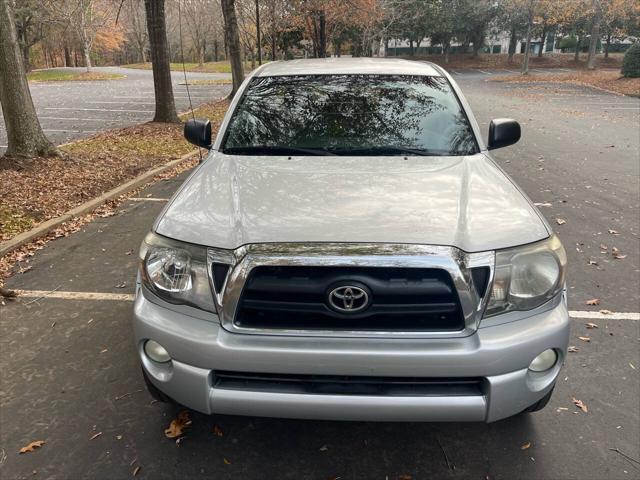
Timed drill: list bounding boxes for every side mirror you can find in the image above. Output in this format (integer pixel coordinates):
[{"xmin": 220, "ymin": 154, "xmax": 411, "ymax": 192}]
[
  {"xmin": 184, "ymin": 119, "xmax": 212, "ymax": 149},
  {"xmin": 488, "ymin": 119, "xmax": 520, "ymax": 150}
]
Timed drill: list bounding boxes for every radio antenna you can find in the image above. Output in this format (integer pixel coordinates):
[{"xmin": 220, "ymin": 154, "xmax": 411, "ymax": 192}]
[{"xmin": 177, "ymin": 0, "xmax": 202, "ymax": 162}]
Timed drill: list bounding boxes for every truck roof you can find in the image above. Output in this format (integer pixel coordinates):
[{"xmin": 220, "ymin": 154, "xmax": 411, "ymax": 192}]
[{"xmin": 254, "ymin": 57, "xmax": 443, "ymax": 77}]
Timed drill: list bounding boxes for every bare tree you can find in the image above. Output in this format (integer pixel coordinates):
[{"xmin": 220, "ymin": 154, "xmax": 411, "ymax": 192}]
[
  {"xmin": 221, "ymin": 0, "xmax": 244, "ymax": 96},
  {"xmin": 145, "ymin": 0, "xmax": 179, "ymax": 122},
  {"xmin": 124, "ymin": 0, "xmax": 148, "ymax": 62},
  {"xmin": 0, "ymin": 0, "xmax": 56, "ymax": 157},
  {"xmin": 521, "ymin": 0, "xmax": 537, "ymax": 75},
  {"xmin": 586, "ymin": 0, "xmax": 602, "ymax": 70},
  {"xmin": 181, "ymin": 0, "xmax": 215, "ymax": 67}
]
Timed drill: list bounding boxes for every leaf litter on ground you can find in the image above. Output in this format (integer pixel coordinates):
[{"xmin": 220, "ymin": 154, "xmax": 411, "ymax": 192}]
[
  {"xmin": 19, "ymin": 440, "xmax": 45, "ymax": 454},
  {"xmin": 164, "ymin": 411, "xmax": 192, "ymax": 439}
]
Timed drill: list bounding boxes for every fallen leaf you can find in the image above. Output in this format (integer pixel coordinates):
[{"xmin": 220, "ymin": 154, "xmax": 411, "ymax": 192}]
[
  {"xmin": 599, "ymin": 243, "xmax": 608, "ymax": 251},
  {"xmin": 90, "ymin": 432, "xmax": 102, "ymax": 440},
  {"xmin": 568, "ymin": 346, "xmax": 579, "ymax": 353},
  {"xmin": 319, "ymin": 445, "xmax": 329, "ymax": 451},
  {"xmin": 521, "ymin": 442, "xmax": 532, "ymax": 450},
  {"xmin": 19, "ymin": 441, "xmax": 45, "ymax": 454},
  {"xmin": 555, "ymin": 218, "xmax": 566, "ymax": 225},
  {"xmin": 534, "ymin": 202, "xmax": 552, "ymax": 207},
  {"xmin": 612, "ymin": 248, "xmax": 627, "ymax": 259},
  {"xmin": 212, "ymin": 425, "xmax": 223, "ymax": 437},
  {"xmin": 572, "ymin": 397, "xmax": 588, "ymax": 413},
  {"xmin": 115, "ymin": 282, "xmax": 127, "ymax": 288},
  {"xmin": 585, "ymin": 298, "xmax": 600, "ymax": 306},
  {"xmin": 223, "ymin": 458, "xmax": 232, "ymax": 465},
  {"xmin": 599, "ymin": 309, "xmax": 613, "ymax": 315},
  {"xmin": 585, "ymin": 322, "xmax": 598, "ymax": 329},
  {"xmin": 630, "ymin": 363, "xmax": 636, "ymax": 370},
  {"xmin": 125, "ymin": 250, "xmax": 134, "ymax": 256},
  {"xmin": 164, "ymin": 411, "xmax": 191, "ymax": 439},
  {"xmin": 100, "ymin": 348, "xmax": 108, "ymax": 354},
  {"xmin": 608, "ymin": 229, "xmax": 619, "ymax": 235},
  {"xmin": 587, "ymin": 260, "xmax": 598, "ymax": 266},
  {"xmin": 578, "ymin": 336, "xmax": 591, "ymax": 342},
  {"xmin": 399, "ymin": 476, "xmax": 413, "ymax": 480},
  {"xmin": 132, "ymin": 466, "xmax": 141, "ymax": 477},
  {"xmin": 116, "ymin": 435, "xmax": 123, "ymax": 440}
]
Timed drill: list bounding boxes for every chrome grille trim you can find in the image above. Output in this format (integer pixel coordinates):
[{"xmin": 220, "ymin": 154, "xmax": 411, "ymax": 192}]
[{"xmin": 208, "ymin": 243, "xmax": 494, "ymax": 338}]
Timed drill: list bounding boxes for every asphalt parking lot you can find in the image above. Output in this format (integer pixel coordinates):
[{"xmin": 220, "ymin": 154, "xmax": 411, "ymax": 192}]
[
  {"xmin": 0, "ymin": 67, "xmax": 231, "ymax": 154},
  {"xmin": 1, "ymin": 72, "xmax": 639, "ymax": 479}
]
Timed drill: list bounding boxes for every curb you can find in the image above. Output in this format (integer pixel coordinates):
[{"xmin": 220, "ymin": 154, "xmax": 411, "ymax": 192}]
[{"xmin": 0, "ymin": 149, "xmax": 199, "ymax": 258}]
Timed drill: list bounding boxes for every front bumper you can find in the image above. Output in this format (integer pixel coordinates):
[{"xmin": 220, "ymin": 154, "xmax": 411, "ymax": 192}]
[{"xmin": 133, "ymin": 290, "xmax": 570, "ymax": 422}]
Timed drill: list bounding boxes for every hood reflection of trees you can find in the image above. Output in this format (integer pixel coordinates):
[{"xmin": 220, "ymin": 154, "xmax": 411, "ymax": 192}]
[{"xmin": 224, "ymin": 75, "xmax": 477, "ymax": 155}]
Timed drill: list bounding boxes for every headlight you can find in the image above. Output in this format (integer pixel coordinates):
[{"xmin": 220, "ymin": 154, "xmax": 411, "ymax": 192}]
[
  {"xmin": 139, "ymin": 232, "xmax": 219, "ymax": 312},
  {"xmin": 484, "ymin": 235, "xmax": 566, "ymax": 317}
]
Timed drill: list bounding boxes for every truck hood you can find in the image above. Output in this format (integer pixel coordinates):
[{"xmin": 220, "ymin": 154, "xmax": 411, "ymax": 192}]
[{"xmin": 155, "ymin": 153, "xmax": 549, "ymax": 252}]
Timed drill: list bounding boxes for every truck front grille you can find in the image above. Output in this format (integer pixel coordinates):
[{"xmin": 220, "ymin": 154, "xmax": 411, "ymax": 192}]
[
  {"xmin": 233, "ymin": 266, "xmax": 465, "ymax": 332},
  {"xmin": 213, "ymin": 371, "xmax": 484, "ymax": 396}
]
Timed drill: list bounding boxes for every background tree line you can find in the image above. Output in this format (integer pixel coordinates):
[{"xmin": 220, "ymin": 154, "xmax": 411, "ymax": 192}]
[{"xmin": 10, "ymin": 0, "xmax": 640, "ymax": 74}]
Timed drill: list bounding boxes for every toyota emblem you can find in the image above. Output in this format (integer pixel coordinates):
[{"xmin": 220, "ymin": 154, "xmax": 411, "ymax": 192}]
[{"xmin": 328, "ymin": 285, "xmax": 370, "ymax": 313}]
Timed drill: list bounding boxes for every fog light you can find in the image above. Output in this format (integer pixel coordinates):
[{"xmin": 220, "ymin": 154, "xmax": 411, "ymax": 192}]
[
  {"xmin": 529, "ymin": 349, "xmax": 557, "ymax": 372},
  {"xmin": 144, "ymin": 340, "xmax": 171, "ymax": 363}
]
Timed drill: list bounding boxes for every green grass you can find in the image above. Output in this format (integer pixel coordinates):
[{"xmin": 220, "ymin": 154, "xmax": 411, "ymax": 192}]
[
  {"xmin": 122, "ymin": 61, "xmax": 254, "ymax": 74},
  {"xmin": 0, "ymin": 203, "xmax": 36, "ymax": 241},
  {"xmin": 181, "ymin": 79, "xmax": 232, "ymax": 86},
  {"xmin": 27, "ymin": 70, "xmax": 125, "ymax": 82}
]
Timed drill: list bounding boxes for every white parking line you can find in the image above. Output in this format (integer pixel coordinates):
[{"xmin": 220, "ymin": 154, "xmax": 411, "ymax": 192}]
[
  {"xmin": 10, "ymin": 289, "xmax": 640, "ymax": 320},
  {"xmin": 477, "ymin": 70, "xmax": 492, "ymax": 75},
  {"xmin": 45, "ymin": 107, "xmax": 154, "ymax": 113},
  {"xmin": 86, "ymin": 101, "xmax": 156, "ymax": 105},
  {"xmin": 569, "ymin": 311, "xmax": 640, "ymax": 321},
  {"xmin": 39, "ymin": 116, "xmax": 121, "ymax": 122},
  {"xmin": 129, "ymin": 197, "xmax": 169, "ymax": 202},
  {"xmin": 43, "ymin": 129, "xmax": 98, "ymax": 133},
  {"xmin": 15, "ymin": 290, "xmax": 135, "ymax": 301}
]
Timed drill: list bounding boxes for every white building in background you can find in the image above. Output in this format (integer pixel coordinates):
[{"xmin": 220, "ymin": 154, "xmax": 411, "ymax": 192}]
[{"xmin": 380, "ymin": 33, "xmax": 560, "ymax": 57}]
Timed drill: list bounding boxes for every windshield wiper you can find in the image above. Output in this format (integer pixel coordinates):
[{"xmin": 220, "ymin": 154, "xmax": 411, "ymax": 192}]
[
  {"xmin": 332, "ymin": 146, "xmax": 448, "ymax": 157},
  {"xmin": 223, "ymin": 145, "xmax": 336, "ymax": 156}
]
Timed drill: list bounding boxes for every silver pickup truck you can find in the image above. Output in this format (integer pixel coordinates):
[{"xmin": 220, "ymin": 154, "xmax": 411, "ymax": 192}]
[{"xmin": 133, "ymin": 58, "xmax": 569, "ymax": 423}]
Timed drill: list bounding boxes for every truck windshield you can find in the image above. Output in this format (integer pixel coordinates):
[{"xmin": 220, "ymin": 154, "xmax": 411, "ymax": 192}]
[{"xmin": 221, "ymin": 74, "xmax": 479, "ymax": 156}]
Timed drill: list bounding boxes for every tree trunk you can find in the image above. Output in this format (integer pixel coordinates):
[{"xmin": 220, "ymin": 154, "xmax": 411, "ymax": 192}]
[
  {"xmin": 318, "ymin": 11, "xmax": 326, "ymax": 58},
  {"xmin": 198, "ymin": 45, "xmax": 205, "ymax": 67},
  {"xmin": 0, "ymin": 0, "xmax": 56, "ymax": 158},
  {"xmin": 472, "ymin": 41, "xmax": 481, "ymax": 57},
  {"xmin": 604, "ymin": 33, "xmax": 611, "ymax": 59},
  {"xmin": 521, "ymin": 14, "xmax": 533, "ymax": 74},
  {"xmin": 409, "ymin": 39, "xmax": 413, "ymax": 56},
  {"xmin": 444, "ymin": 41, "xmax": 450, "ymax": 64},
  {"xmin": 64, "ymin": 46, "xmax": 72, "ymax": 67},
  {"xmin": 214, "ymin": 39, "xmax": 219, "ymax": 62},
  {"xmin": 144, "ymin": 0, "xmax": 179, "ymax": 123},
  {"xmin": 221, "ymin": 0, "xmax": 245, "ymax": 96},
  {"xmin": 271, "ymin": 0, "xmax": 277, "ymax": 60},
  {"xmin": 255, "ymin": 0, "xmax": 261, "ymax": 65},
  {"xmin": 538, "ymin": 26, "xmax": 547, "ymax": 57},
  {"xmin": 78, "ymin": 5, "xmax": 92, "ymax": 72},
  {"xmin": 574, "ymin": 35, "xmax": 581, "ymax": 61},
  {"xmin": 586, "ymin": 13, "xmax": 600, "ymax": 69},
  {"xmin": 508, "ymin": 27, "xmax": 517, "ymax": 63}
]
